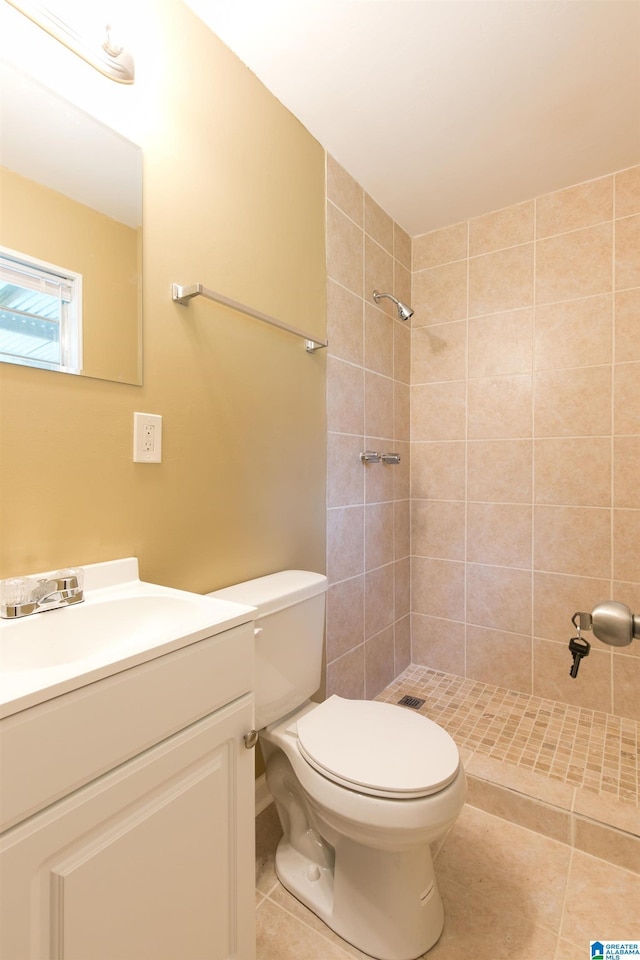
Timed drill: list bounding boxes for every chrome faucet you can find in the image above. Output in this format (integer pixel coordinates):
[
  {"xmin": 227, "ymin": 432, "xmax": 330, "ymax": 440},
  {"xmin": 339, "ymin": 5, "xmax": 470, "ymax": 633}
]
[{"xmin": 0, "ymin": 569, "xmax": 84, "ymax": 619}]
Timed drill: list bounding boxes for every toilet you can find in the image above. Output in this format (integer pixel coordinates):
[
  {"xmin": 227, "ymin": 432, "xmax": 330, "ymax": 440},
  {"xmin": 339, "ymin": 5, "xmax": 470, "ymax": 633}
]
[{"xmin": 210, "ymin": 570, "xmax": 465, "ymax": 960}]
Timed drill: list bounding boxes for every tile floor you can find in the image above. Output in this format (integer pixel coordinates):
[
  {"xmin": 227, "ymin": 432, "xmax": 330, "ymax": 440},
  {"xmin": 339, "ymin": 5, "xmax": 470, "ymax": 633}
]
[
  {"xmin": 255, "ymin": 801, "xmax": 640, "ymax": 960},
  {"xmin": 255, "ymin": 666, "xmax": 640, "ymax": 959}
]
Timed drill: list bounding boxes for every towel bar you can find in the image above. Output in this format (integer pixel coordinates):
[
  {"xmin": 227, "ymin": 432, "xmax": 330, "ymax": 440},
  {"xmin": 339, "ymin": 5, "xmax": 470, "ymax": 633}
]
[{"xmin": 172, "ymin": 283, "xmax": 327, "ymax": 353}]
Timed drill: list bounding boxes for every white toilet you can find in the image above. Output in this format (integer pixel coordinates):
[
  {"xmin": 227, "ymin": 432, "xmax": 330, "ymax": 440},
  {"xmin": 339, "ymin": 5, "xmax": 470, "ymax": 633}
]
[{"xmin": 210, "ymin": 570, "xmax": 465, "ymax": 960}]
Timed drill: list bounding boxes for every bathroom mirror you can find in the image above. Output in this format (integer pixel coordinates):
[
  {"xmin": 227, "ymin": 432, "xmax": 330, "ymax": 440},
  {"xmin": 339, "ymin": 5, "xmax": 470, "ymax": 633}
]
[{"xmin": 0, "ymin": 62, "xmax": 142, "ymax": 384}]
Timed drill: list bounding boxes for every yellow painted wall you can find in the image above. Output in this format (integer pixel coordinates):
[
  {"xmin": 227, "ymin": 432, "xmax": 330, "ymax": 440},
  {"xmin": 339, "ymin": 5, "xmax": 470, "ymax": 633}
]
[
  {"xmin": 0, "ymin": 0, "xmax": 327, "ymax": 591},
  {"xmin": 0, "ymin": 167, "xmax": 140, "ymax": 383}
]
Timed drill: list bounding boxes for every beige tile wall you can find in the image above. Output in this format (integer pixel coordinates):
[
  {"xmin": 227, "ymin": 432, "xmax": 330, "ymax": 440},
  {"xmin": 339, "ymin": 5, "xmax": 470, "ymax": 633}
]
[
  {"xmin": 325, "ymin": 156, "xmax": 412, "ymax": 699},
  {"xmin": 411, "ymin": 164, "xmax": 640, "ymax": 720}
]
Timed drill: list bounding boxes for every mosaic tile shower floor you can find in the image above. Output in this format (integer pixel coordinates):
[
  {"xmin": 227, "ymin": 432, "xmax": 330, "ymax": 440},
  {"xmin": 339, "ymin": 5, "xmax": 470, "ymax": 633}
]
[{"xmin": 375, "ymin": 665, "xmax": 639, "ymax": 807}]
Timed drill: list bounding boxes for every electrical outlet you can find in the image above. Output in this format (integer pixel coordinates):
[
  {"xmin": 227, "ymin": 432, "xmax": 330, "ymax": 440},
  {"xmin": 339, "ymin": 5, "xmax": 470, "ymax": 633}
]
[
  {"xmin": 133, "ymin": 412, "xmax": 162, "ymax": 463},
  {"xmin": 143, "ymin": 424, "xmax": 154, "ymax": 452}
]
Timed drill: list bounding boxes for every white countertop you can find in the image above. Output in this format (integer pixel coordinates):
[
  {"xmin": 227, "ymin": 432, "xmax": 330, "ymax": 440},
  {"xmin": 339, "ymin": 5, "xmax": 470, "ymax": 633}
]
[{"xmin": 0, "ymin": 558, "xmax": 255, "ymax": 718}]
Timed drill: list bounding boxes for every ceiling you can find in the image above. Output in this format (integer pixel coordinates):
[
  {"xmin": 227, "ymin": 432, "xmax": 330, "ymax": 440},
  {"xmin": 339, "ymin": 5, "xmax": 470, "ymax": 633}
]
[{"xmin": 183, "ymin": 0, "xmax": 640, "ymax": 237}]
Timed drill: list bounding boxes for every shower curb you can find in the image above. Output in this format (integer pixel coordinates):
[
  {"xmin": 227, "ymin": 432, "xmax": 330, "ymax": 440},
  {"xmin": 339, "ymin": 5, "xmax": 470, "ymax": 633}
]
[{"xmin": 465, "ymin": 770, "xmax": 639, "ymax": 875}]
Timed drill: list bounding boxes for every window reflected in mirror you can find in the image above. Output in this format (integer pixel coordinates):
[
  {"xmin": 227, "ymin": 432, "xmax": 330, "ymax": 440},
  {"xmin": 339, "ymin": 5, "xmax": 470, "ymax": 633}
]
[{"xmin": 0, "ymin": 249, "xmax": 82, "ymax": 373}]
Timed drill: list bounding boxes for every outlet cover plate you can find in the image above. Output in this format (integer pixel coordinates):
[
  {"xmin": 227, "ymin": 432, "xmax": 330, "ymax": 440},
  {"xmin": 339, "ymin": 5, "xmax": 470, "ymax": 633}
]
[{"xmin": 133, "ymin": 412, "xmax": 162, "ymax": 463}]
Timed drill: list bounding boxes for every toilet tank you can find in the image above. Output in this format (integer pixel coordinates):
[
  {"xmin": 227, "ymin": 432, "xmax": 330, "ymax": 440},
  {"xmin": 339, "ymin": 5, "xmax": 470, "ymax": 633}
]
[{"xmin": 209, "ymin": 571, "xmax": 327, "ymax": 729}]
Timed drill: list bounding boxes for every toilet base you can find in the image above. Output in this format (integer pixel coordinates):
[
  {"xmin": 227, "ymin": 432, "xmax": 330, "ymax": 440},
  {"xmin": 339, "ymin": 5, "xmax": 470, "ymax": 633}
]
[
  {"xmin": 274, "ymin": 833, "xmax": 444, "ymax": 960},
  {"xmin": 266, "ymin": 747, "xmax": 447, "ymax": 960}
]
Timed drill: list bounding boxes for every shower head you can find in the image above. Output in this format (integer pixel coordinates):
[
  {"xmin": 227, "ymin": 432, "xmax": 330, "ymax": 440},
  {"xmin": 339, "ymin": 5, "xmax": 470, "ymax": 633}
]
[{"xmin": 372, "ymin": 290, "xmax": 414, "ymax": 321}]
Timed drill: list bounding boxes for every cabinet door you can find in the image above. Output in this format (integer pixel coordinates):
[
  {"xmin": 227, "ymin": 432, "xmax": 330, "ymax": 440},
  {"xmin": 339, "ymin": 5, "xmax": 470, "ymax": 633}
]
[{"xmin": 1, "ymin": 695, "xmax": 255, "ymax": 960}]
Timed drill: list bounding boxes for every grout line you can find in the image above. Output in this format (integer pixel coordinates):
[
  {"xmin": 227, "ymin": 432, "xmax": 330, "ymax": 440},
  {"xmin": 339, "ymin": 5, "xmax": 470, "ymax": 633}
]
[
  {"xmin": 557, "ymin": 843, "xmax": 575, "ymax": 944},
  {"xmin": 532, "ymin": 195, "xmax": 538, "ymax": 695},
  {"xmin": 263, "ymin": 889, "xmax": 355, "ymax": 957},
  {"xmin": 610, "ymin": 189, "xmax": 617, "ymax": 717},
  {"xmin": 464, "ymin": 219, "xmax": 470, "ymax": 680},
  {"xmin": 262, "ymin": 877, "xmax": 281, "ymax": 898}
]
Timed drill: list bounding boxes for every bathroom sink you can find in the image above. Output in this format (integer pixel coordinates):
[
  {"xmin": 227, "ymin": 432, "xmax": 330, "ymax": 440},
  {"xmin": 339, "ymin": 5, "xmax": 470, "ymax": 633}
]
[
  {"xmin": 1, "ymin": 594, "xmax": 225, "ymax": 671},
  {"xmin": 0, "ymin": 557, "xmax": 255, "ymax": 717}
]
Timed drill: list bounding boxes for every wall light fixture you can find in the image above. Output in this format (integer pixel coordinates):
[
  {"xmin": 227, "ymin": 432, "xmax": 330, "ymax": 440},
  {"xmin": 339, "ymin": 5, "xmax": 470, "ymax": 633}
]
[{"xmin": 4, "ymin": 0, "xmax": 134, "ymax": 83}]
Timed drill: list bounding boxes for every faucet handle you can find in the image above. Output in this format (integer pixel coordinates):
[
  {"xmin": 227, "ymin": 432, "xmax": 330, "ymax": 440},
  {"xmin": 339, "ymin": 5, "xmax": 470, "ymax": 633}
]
[
  {"xmin": 0, "ymin": 577, "xmax": 33, "ymax": 606},
  {"xmin": 0, "ymin": 577, "xmax": 37, "ymax": 618},
  {"xmin": 53, "ymin": 567, "xmax": 84, "ymax": 604},
  {"xmin": 54, "ymin": 567, "xmax": 84, "ymax": 592}
]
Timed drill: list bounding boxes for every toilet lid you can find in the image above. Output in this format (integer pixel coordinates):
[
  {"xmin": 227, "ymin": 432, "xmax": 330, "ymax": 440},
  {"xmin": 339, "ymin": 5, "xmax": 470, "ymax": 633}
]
[{"xmin": 296, "ymin": 696, "xmax": 460, "ymax": 799}]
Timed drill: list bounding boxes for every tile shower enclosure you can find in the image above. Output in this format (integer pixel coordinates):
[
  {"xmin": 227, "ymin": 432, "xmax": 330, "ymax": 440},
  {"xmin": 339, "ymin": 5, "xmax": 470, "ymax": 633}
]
[{"xmin": 325, "ymin": 158, "xmax": 640, "ymax": 723}]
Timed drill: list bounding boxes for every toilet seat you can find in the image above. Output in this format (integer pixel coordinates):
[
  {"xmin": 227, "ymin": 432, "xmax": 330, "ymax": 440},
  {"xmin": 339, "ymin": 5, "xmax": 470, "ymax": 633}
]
[{"xmin": 295, "ymin": 695, "xmax": 460, "ymax": 799}]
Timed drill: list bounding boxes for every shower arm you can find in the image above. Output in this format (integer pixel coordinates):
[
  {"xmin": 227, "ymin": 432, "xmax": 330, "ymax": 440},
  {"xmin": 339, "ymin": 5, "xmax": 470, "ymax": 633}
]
[{"xmin": 372, "ymin": 290, "xmax": 401, "ymax": 307}]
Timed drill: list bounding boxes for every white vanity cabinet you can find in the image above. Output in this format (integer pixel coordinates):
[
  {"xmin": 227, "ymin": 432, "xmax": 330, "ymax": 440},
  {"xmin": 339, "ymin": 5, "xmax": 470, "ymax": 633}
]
[{"xmin": 0, "ymin": 622, "xmax": 256, "ymax": 960}]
